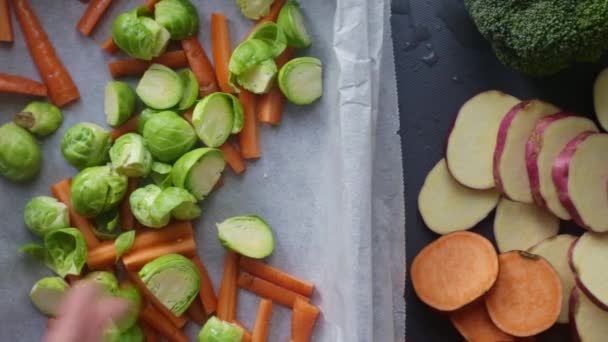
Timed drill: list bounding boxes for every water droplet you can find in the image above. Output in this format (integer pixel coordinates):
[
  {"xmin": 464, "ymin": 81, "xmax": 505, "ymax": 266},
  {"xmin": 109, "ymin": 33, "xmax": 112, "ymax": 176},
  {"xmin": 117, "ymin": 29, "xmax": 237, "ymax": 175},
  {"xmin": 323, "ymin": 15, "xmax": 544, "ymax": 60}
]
[
  {"xmin": 421, "ymin": 51, "xmax": 438, "ymax": 67},
  {"xmin": 451, "ymin": 74, "xmax": 463, "ymax": 83}
]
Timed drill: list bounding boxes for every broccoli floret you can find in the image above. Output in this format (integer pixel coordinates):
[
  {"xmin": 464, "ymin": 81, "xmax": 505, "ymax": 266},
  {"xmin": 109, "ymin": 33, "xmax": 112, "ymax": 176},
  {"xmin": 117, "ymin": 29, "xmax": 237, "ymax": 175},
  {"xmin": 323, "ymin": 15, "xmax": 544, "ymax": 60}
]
[{"xmin": 465, "ymin": 0, "xmax": 608, "ymax": 77}]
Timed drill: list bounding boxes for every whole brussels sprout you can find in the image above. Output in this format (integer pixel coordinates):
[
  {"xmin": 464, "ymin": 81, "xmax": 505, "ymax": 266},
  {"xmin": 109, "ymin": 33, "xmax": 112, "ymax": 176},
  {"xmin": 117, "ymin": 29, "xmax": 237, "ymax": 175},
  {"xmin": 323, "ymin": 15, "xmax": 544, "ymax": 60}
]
[
  {"xmin": 154, "ymin": 0, "xmax": 199, "ymax": 40},
  {"xmin": 112, "ymin": 7, "xmax": 170, "ymax": 60},
  {"xmin": 110, "ymin": 133, "xmax": 153, "ymax": 177},
  {"xmin": 61, "ymin": 123, "xmax": 112, "ymax": 170},
  {"xmin": 236, "ymin": 0, "xmax": 274, "ymax": 20},
  {"xmin": 198, "ymin": 316, "xmax": 243, "ymax": 342},
  {"xmin": 71, "ymin": 165, "xmax": 128, "ymax": 218},
  {"xmin": 137, "ymin": 108, "xmax": 161, "ymax": 134},
  {"xmin": 14, "ymin": 101, "xmax": 63, "ymax": 136},
  {"xmin": 23, "ymin": 196, "xmax": 70, "ymax": 237},
  {"xmin": 0, "ymin": 122, "xmax": 42, "ymax": 182},
  {"xmin": 29, "ymin": 277, "xmax": 69, "ymax": 317},
  {"xmin": 86, "ymin": 271, "xmax": 119, "ymax": 294},
  {"xmin": 142, "ymin": 111, "xmax": 196, "ymax": 163}
]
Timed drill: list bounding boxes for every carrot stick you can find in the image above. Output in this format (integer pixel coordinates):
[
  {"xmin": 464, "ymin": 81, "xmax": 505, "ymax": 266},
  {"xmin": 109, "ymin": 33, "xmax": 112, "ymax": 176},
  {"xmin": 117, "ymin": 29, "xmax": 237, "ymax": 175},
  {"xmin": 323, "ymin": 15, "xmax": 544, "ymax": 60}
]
[
  {"xmin": 182, "ymin": 108, "xmax": 194, "ymax": 125},
  {"xmin": 100, "ymin": 0, "xmax": 159, "ymax": 54},
  {"xmin": 238, "ymin": 90, "xmax": 260, "ymax": 159},
  {"xmin": 12, "ymin": 0, "xmax": 80, "ymax": 107},
  {"xmin": 252, "ymin": 299, "xmax": 273, "ymax": 342},
  {"xmin": 140, "ymin": 321, "xmax": 160, "ymax": 342},
  {"xmin": 219, "ymin": 142, "xmax": 246, "ymax": 174},
  {"xmin": 139, "ymin": 305, "xmax": 188, "ymax": 342},
  {"xmin": 186, "ymin": 299, "xmax": 207, "ymax": 326},
  {"xmin": 0, "ymin": 0, "xmax": 13, "ymax": 42},
  {"xmin": 122, "ymin": 235, "xmax": 197, "ymax": 270},
  {"xmin": 143, "ymin": 0, "xmax": 160, "ymax": 8},
  {"xmin": 111, "ymin": 115, "xmax": 139, "ymax": 141},
  {"xmin": 108, "ymin": 50, "xmax": 189, "ymax": 78},
  {"xmin": 191, "ymin": 256, "xmax": 218, "ymax": 315},
  {"xmin": 239, "ymin": 257, "xmax": 314, "ymax": 297},
  {"xmin": 233, "ymin": 320, "xmax": 252, "ymax": 342},
  {"xmin": 238, "ymin": 273, "xmax": 308, "ymax": 308},
  {"xmin": 181, "ymin": 36, "xmax": 218, "ymax": 97},
  {"xmin": 0, "ymin": 73, "xmax": 47, "ymax": 96},
  {"xmin": 257, "ymin": 48, "xmax": 295, "ymax": 125},
  {"xmin": 211, "ymin": 13, "xmax": 233, "ymax": 93},
  {"xmin": 291, "ymin": 297, "xmax": 320, "ymax": 342},
  {"xmin": 217, "ymin": 252, "xmax": 240, "ymax": 321},
  {"xmin": 76, "ymin": 0, "xmax": 113, "ymax": 36},
  {"xmin": 51, "ymin": 179, "xmax": 100, "ymax": 249},
  {"xmin": 119, "ymin": 178, "xmax": 138, "ymax": 231},
  {"xmin": 449, "ymin": 301, "xmax": 514, "ymax": 342}
]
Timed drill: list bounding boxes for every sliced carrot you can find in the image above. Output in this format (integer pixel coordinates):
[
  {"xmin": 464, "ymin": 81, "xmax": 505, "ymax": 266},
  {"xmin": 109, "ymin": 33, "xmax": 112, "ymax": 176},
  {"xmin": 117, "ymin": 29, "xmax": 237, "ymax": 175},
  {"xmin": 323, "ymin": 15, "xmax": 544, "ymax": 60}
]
[
  {"xmin": 108, "ymin": 50, "xmax": 189, "ymax": 78},
  {"xmin": 191, "ymin": 256, "xmax": 218, "ymax": 315},
  {"xmin": 485, "ymin": 251, "xmax": 562, "ymax": 337},
  {"xmin": 51, "ymin": 179, "xmax": 100, "ymax": 249},
  {"xmin": 257, "ymin": 48, "xmax": 294, "ymax": 125},
  {"xmin": 449, "ymin": 301, "xmax": 514, "ymax": 342},
  {"xmin": 291, "ymin": 297, "xmax": 320, "ymax": 342},
  {"xmin": 233, "ymin": 320, "xmax": 253, "ymax": 342},
  {"xmin": 219, "ymin": 141, "xmax": 246, "ymax": 174},
  {"xmin": 76, "ymin": 0, "xmax": 113, "ymax": 36},
  {"xmin": 0, "ymin": 0, "xmax": 13, "ymax": 42},
  {"xmin": 12, "ymin": 0, "xmax": 80, "ymax": 107},
  {"xmin": 217, "ymin": 252, "xmax": 240, "ymax": 321},
  {"xmin": 186, "ymin": 299, "xmax": 207, "ymax": 326},
  {"xmin": 0, "ymin": 73, "xmax": 47, "ymax": 96},
  {"xmin": 111, "ymin": 115, "xmax": 139, "ymax": 141},
  {"xmin": 139, "ymin": 305, "xmax": 188, "ymax": 342},
  {"xmin": 238, "ymin": 272, "xmax": 307, "ymax": 308},
  {"xmin": 183, "ymin": 108, "xmax": 194, "ymax": 125},
  {"xmin": 181, "ymin": 36, "xmax": 218, "ymax": 97},
  {"xmin": 140, "ymin": 321, "xmax": 160, "ymax": 342},
  {"xmin": 238, "ymin": 90, "xmax": 260, "ymax": 159},
  {"xmin": 119, "ymin": 178, "xmax": 138, "ymax": 231},
  {"xmin": 211, "ymin": 13, "xmax": 233, "ymax": 93},
  {"xmin": 143, "ymin": 0, "xmax": 160, "ymax": 8},
  {"xmin": 252, "ymin": 299, "xmax": 273, "ymax": 342},
  {"xmin": 122, "ymin": 235, "xmax": 197, "ymax": 270},
  {"xmin": 100, "ymin": 0, "xmax": 159, "ymax": 54},
  {"xmin": 239, "ymin": 257, "xmax": 314, "ymax": 297}
]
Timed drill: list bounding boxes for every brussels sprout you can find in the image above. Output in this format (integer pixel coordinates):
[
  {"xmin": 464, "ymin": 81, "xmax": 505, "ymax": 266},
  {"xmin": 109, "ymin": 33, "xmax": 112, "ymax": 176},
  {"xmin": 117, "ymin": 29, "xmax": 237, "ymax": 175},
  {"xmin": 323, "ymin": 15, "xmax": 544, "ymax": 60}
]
[
  {"xmin": 277, "ymin": 0, "xmax": 311, "ymax": 48},
  {"xmin": 192, "ymin": 93, "xmax": 244, "ymax": 147},
  {"xmin": 139, "ymin": 254, "xmax": 200, "ymax": 316},
  {"xmin": 104, "ymin": 324, "xmax": 144, "ymax": 342},
  {"xmin": 71, "ymin": 165, "xmax": 128, "ymax": 218},
  {"xmin": 171, "ymin": 148, "xmax": 225, "ymax": 200},
  {"xmin": 137, "ymin": 108, "xmax": 161, "ymax": 134},
  {"xmin": 114, "ymin": 284, "xmax": 142, "ymax": 332},
  {"xmin": 29, "ymin": 277, "xmax": 69, "ymax": 317},
  {"xmin": 130, "ymin": 184, "xmax": 170, "ymax": 228},
  {"xmin": 154, "ymin": 0, "xmax": 198, "ymax": 40},
  {"xmin": 115, "ymin": 230, "xmax": 136, "ymax": 261},
  {"xmin": 61, "ymin": 123, "xmax": 112, "ymax": 170},
  {"xmin": 112, "ymin": 7, "xmax": 170, "ymax": 60},
  {"xmin": 278, "ymin": 57, "xmax": 322, "ymax": 105},
  {"xmin": 0, "ymin": 122, "xmax": 42, "ymax": 182},
  {"xmin": 178, "ymin": 69, "xmax": 199, "ymax": 111},
  {"xmin": 228, "ymin": 39, "xmax": 277, "ymax": 93},
  {"xmin": 86, "ymin": 271, "xmax": 119, "ymax": 294},
  {"xmin": 105, "ymin": 81, "xmax": 137, "ymax": 127},
  {"xmin": 198, "ymin": 316, "xmax": 243, "ymax": 342},
  {"xmin": 14, "ymin": 101, "xmax": 63, "ymax": 136},
  {"xmin": 136, "ymin": 64, "xmax": 184, "ymax": 110},
  {"xmin": 236, "ymin": 0, "xmax": 274, "ymax": 20},
  {"xmin": 217, "ymin": 215, "xmax": 274, "ymax": 258},
  {"xmin": 153, "ymin": 187, "xmax": 201, "ymax": 220},
  {"xmin": 237, "ymin": 59, "xmax": 278, "ymax": 94},
  {"xmin": 248, "ymin": 22, "xmax": 287, "ymax": 58},
  {"xmin": 142, "ymin": 111, "xmax": 196, "ymax": 163},
  {"xmin": 23, "ymin": 196, "xmax": 70, "ymax": 238},
  {"xmin": 110, "ymin": 133, "xmax": 153, "ymax": 177},
  {"xmin": 149, "ymin": 161, "xmax": 173, "ymax": 188},
  {"xmin": 45, "ymin": 228, "xmax": 88, "ymax": 277},
  {"xmin": 93, "ymin": 209, "xmax": 122, "ymax": 240}
]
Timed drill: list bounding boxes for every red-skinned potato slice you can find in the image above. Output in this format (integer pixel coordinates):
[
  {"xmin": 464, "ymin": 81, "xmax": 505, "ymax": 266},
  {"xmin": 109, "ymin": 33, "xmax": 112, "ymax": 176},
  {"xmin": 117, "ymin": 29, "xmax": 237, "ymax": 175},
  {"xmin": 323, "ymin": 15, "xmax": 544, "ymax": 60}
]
[
  {"xmin": 493, "ymin": 198, "xmax": 559, "ymax": 253},
  {"xmin": 569, "ymin": 232, "xmax": 608, "ymax": 311},
  {"xmin": 570, "ymin": 286, "xmax": 608, "ymax": 342},
  {"xmin": 593, "ymin": 68, "xmax": 608, "ymax": 131},
  {"xmin": 446, "ymin": 91, "xmax": 519, "ymax": 190},
  {"xmin": 485, "ymin": 251, "xmax": 562, "ymax": 337},
  {"xmin": 526, "ymin": 114, "xmax": 598, "ymax": 220},
  {"xmin": 411, "ymin": 231, "xmax": 498, "ymax": 311},
  {"xmin": 494, "ymin": 100, "xmax": 560, "ymax": 203},
  {"xmin": 552, "ymin": 133, "xmax": 608, "ymax": 231},
  {"xmin": 418, "ymin": 159, "xmax": 500, "ymax": 234},
  {"xmin": 449, "ymin": 300, "xmax": 514, "ymax": 342},
  {"xmin": 529, "ymin": 235, "xmax": 577, "ymax": 324}
]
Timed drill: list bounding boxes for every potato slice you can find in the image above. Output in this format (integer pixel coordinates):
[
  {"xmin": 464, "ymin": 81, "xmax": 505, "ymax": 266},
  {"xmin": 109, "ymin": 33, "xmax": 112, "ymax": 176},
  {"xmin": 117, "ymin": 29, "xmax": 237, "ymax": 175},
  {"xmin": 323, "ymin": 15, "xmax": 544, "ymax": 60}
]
[
  {"xmin": 569, "ymin": 232, "xmax": 608, "ymax": 311},
  {"xmin": 570, "ymin": 286, "xmax": 608, "ymax": 342}
]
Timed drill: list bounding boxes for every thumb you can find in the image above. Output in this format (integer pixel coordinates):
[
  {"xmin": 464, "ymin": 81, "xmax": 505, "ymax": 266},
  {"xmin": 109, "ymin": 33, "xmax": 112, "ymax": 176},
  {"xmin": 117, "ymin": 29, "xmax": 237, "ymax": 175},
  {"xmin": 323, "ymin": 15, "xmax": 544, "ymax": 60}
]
[{"xmin": 96, "ymin": 297, "xmax": 131, "ymax": 323}]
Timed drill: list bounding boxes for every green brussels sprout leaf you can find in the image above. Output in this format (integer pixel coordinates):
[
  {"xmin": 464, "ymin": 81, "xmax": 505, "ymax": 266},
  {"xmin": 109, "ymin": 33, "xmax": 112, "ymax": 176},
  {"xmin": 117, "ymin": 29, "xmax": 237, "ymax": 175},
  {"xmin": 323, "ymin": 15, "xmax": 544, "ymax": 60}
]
[
  {"xmin": 236, "ymin": 0, "xmax": 274, "ymax": 20},
  {"xmin": 19, "ymin": 243, "xmax": 47, "ymax": 263},
  {"xmin": 93, "ymin": 209, "xmax": 122, "ymax": 240},
  {"xmin": 237, "ymin": 59, "xmax": 277, "ymax": 94},
  {"xmin": 20, "ymin": 229, "xmax": 87, "ymax": 278},
  {"xmin": 71, "ymin": 165, "xmax": 128, "ymax": 218},
  {"xmin": 142, "ymin": 111, "xmax": 196, "ymax": 163},
  {"xmin": 248, "ymin": 22, "xmax": 287, "ymax": 58},
  {"xmin": 29, "ymin": 277, "xmax": 69, "ymax": 317},
  {"xmin": 192, "ymin": 93, "xmax": 244, "ymax": 147},
  {"xmin": 130, "ymin": 184, "xmax": 170, "ymax": 228},
  {"xmin": 86, "ymin": 271, "xmax": 120, "ymax": 294},
  {"xmin": 153, "ymin": 187, "xmax": 201, "ymax": 221},
  {"xmin": 115, "ymin": 230, "xmax": 136, "ymax": 261},
  {"xmin": 149, "ymin": 161, "xmax": 173, "ymax": 188},
  {"xmin": 155, "ymin": 0, "xmax": 199, "ymax": 40},
  {"xmin": 136, "ymin": 64, "xmax": 184, "ymax": 110},
  {"xmin": 171, "ymin": 148, "xmax": 225, "ymax": 200},
  {"xmin": 0, "ymin": 122, "xmax": 42, "ymax": 182},
  {"xmin": 198, "ymin": 316, "xmax": 243, "ymax": 342},
  {"xmin": 61, "ymin": 123, "xmax": 112, "ymax": 170},
  {"xmin": 14, "ymin": 101, "xmax": 63, "ymax": 136},
  {"xmin": 112, "ymin": 8, "xmax": 170, "ymax": 60},
  {"xmin": 217, "ymin": 215, "xmax": 274, "ymax": 258},
  {"xmin": 24, "ymin": 196, "xmax": 70, "ymax": 238},
  {"xmin": 278, "ymin": 57, "xmax": 322, "ymax": 105},
  {"xmin": 229, "ymin": 39, "xmax": 275, "ymax": 76},
  {"xmin": 137, "ymin": 108, "xmax": 161, "ymax": 134},
  {"xmin": 110, "ymin": 133, "xmax": 153, "ymax": 177},
  {"xmin": 178, "ymin": 69, "xmax": 199, "ymax": 111},
  {"xmin": 277, "ymin": 1, "xmax": 311, "ymax": 48},
  {"xmin": 105, "ymin": 81, "xmax": 137, "ymax": 127}
]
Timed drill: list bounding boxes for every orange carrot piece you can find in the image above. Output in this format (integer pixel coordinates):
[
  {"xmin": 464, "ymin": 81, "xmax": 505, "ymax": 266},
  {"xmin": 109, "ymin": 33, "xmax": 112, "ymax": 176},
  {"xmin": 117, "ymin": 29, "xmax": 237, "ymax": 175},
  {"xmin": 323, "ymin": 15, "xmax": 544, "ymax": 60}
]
[
  {"xmin": 143, "ymin": 0, "xmax": 160, "ymax": 8},
  {"xmin": 291, "ymin": 297, "xmax": 320, "ymax": 342},
  {"xmin": 233, "ymin": 320, "xmax": 252, "ymax": 342},
  {"xmin": 191, "ymin": 256, "xmax": 218, "ymax": 315},
  {"xmin": 0, "ymin": 0, "xmax": 13, "ymax": 42},
  {"xmin": 238, "ymin": 90, "xmax": 260, "ymax": 159},
  {"xmin": 219, "ymin": 142, "xmax": 246, "ymax": 175},
  {"xmin": 183, "ymin": 108, "xmax": 194, "ymax": 125},
  {"xmin": 239, "ymin": 257, "xmax": 314, "ymax": 297},
  {"xmin": 181, "ymin": 36, "xmax": 218, "ymax": 97},
  {"xmin": 140, "ymin": 321, "xmax": 160, "ymax": 342},
  {"xmin": 211, "ymin": 13, "xmax": 233, "ymax": 93},
  {"xmin": 257, "ymin": 48, "xmax": 295, "ymax": 125},
  {"xmin": 51, "ymin": 179, "xmax": 100, "ymax": 249},
  {"xmin": 12, "ymin": 0, "xmax": 80, "ymax": 107},
  {"xmin": 111, "ymin": 115, "xmax": 139, "ymax": 141},
  {"xmin": 238, "ymin": 273, "xmax": 308, "ymax": 308},
  {"xmin": 139, "ymin": 305, "xmax": 188, "ymax": 342},
  {"xmin": 119, "ymin": 178, "xmax": 138, "ymax": 230},
  {"xmin": 252, "ymin": 299, "xmax": 273, "ymax": 342},
  {"xmin": 100, "ymin": 0, "xmax": 159, "ymax": 54},
  {"xmin": 122, "ymin": 236, "xmax": 197, "ymax": 271},
  {"xmin": 76, "ymin": 0, "xmax": 113, "ymax": 36},
  {"xmin": 0, "ymin": 73, "xmax": 47, "ymax": 96},
  {"xmin": 449, "ymin": 301, "xmax": 514, "ymax": 342},
  {"xmin": 108, "ymin": 50, "xmax": 189, "ymax": 78},
  {"xmin": 186, "ymin": 299, "xmax": 207, "ymax": 326},
  {"xmin": 217, "ymin": 252, "xmax": 240, "ymax": 321}
]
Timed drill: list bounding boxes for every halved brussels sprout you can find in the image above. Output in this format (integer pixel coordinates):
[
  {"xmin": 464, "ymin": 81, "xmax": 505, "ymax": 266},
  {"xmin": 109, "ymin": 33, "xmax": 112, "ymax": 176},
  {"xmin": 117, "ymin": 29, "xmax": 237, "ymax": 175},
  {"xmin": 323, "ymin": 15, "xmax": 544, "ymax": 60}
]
[
  {"xmin": 110, "ymin": 133, "xmax": 153, "ymax": 177},
  {"xmin": 137, "ymin": 108, "xmax": 161, "ymax": 134},
  {"xmin": 93, "ymin": 209, "xmax": 122, "ymax": 240},
  {"xmin": 105, "ymin": 81, "xmax": 136, "ymax": 127},
  {"xmin": 139, "ymin": 254, "xmax": 200, "ymax": 316},
  {"xmin": 104, "ymin": 324, "xmax": 144, "ymax": 342},
  {"xmin": 154, "ymin": 0, "xmax": 199, "ymax": 40},
  {"xmin": 0, "ymin": 122, "xmax": 42, "ymax": 182},
  {"xmin": 24, "ymin": 196, "xmax": 70, "ymax": 238},
  {"xmin": 236, "ymin": 0, "xmax": 274, "ymax": 20},
  {"xmin": 29, "ymin": 277, "xmax": 69, "ymax": 317},
  {"xmin": 130, "ymin": 184, "xmax": 170, "ymax": 228},
  {"xmin": 112, "ymin": 7, "xmax": 170, "ymax": 60},
  {"xmin": 149, "ymin": 161, "xmax": 173, "ymax": 188},
  {"xmin": 71, "ymin": 165, "xmax": 128, "ymax": 218},
  {"xmin": 248, "ymin": 22, "xmax": 287, "ymax": 58},
  {"xmin": 14, "ymin": 101, "xmax": 63, "ymax": 136},
  {"xmin": 115, "ymin": 230, "xmax": 136, "ymax": 261},
  {"xmin": 142, "ymin": 111, "xmax": 196, "ymax": 163},
  {"xmin": 171, "ymin": 148, "xmax": 225, "ymax": 200},
  {"xmin": 237, "ymin": 59, "xmax": 278, "ymax": 94},
  {"xmin": 278, "ymin": 57, "xmax": 322, "ymax": 105},
  {"xmin": 136, "ymin": 64, "xmax": 184, "ymax": 110},
  {"xmin": 228, "ymin": 39, "xmax": 278, "ymax": 94},
  {"xmin": 61, "ymin": 123, "xmax": 112, "ymax": 170},
  {"xmin": 217, "ymin": 215, "xmax": 274, "ymax": 258},
  {"xmin": 114, "ymin": 284, "xmax": 142, "ymax": 332},
  {"xmin": 86, "ymin": 271, "xmax": 119, "ymax": 294},
  {"xmin": 192, "ymin": 92, "xmax": 244, "ymax": 147},
  {"xmin": 198, "ymin": 316, "xmax": 243, "ymax": 342},
  {"xmin": 153, "ymin": 187, "xmax": 201, "ymax": 220},
  {"xmin": 277, "ymin": 0, "xmax": 312, "ymax": 48},
  {"xmin": 178, "ymin": 69, "xmax": 199, "ymax": 111},
  {"xmin": 25, "ymin": 228, "xmax": 87, "ymax": 277}
]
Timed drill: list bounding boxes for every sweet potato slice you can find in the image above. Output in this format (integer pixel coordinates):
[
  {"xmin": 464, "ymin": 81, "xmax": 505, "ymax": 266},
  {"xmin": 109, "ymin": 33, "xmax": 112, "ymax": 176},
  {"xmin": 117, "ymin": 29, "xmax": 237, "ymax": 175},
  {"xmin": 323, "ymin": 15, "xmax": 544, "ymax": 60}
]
[
  {"xmin": 485, "ymin": 251, "xmax": 562, "ymax": 337},
  {"xmin": 570, "ymin": 286, "xmax": 608, "ymax": 342},
  {"xmin": 418, "ymin": 159, "xmax": 500, "ymax": 234},
  {"xmin": 449, "ymin": 300, "xmax": 514, "ymax": 342},
  {"xmin": 569, "ymin": 232, "xmax": 608, "ymax": 311},
  {"xmin": 411, "ymin": 231, "xmax": 498, "ymax": 311}
]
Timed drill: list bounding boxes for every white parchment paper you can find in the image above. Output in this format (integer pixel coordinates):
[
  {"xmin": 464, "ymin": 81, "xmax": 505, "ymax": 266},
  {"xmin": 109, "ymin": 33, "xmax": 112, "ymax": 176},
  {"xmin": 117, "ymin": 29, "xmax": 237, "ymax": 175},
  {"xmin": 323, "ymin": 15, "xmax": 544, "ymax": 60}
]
[{"xmin": 0, "ymin": 0, "xmax": 405, "ymax": 341}]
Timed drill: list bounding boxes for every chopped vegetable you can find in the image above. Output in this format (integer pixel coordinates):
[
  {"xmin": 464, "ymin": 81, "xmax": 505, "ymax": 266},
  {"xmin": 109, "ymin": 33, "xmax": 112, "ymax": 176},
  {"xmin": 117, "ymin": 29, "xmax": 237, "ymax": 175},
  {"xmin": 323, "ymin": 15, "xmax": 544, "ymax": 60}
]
[
  {"xmin": 239, "ymin": 257, "xmax": 314, "ymax": 297},
  {"xmin": 252, "ymin": 299, "xmax": 272, "ymax": 342},
  {"xmin": 115, "ymin": 231, "xmax": 136, "ymax": 261},
  {"xmin": 219, "ymin": 142, "xmax": 246, "ymax": 175},
  {"xmin": 0, "ymin": 73, "xmax": 47, "ymax": 96},
  {"xmin": 569, "ymin": 232, "xmax": 608, "ymax": 311},
  {"xmin": 142, "ymin": 111, "xmax": 197, "ymax": 162},
  {"xmin": 61, "ymin": 123, "xmax": 112, "ymax": 170},
  {"xmin": 236, "ymin": 0, "xmax": 275, "ymax": 20},
  {"xmin": 192, "ymin": 92, "xmax": 244, "ymax": 147},
  {"xmin": 291, "ymin": 297, "xmax": 320, "ymax": 342},
  {"xmin": 137, "ymin": 108, "xmax": 159, "ymax": 134},
  {"xmin": 112, "ymin": 7, "xmax": 170, "ymax": 60},
  {"xmin": 191, "ymin": 256, "xmax": 218, "ymax": 315},
  {"xmin": 171, "ymin": 148, "xmax": 225, "ymax": 200},
  {"xmin": 570, "ymin": 286, "xmax": 608, "ymax": 342},
  {"xmin": 198, "ymin": 316, "xmax": 243, "ymax": 342},
  {"xmin": 105, "ymin": 324, "xmax": 144, "ymax": 342},
  {"xmin": 108, "ymin": 50, "xmax": 189, "ymax": 79},
  {"xmin": 111, "ymin": 116, "xmax": 141, "ymax": 142},
  {"xmin": 140, "ymin": 323, "xmax": 159, "ymax": 342},
  {"xmin": 139, "ymin": 305, "xmax": 188, "ymax": 342},
  {"xmin": 238, "ymin": 272, "xmax": 306, "ymax": 308},
  {"xmin": 181, "ymin": 36, "xmax": 219, "ymax": 96},
  {"xmin": 449, "ymin": 301, "xmax": 514, "ymax": 342},
  {"xmin": 211, "ymin": 13, "xmax": 234, "ymax": 93},
  {"xmin": 14, "ymin": 101, "xmax": 63, "ymax": 136},
  {"xmin": 101, "ymin": 37, "xmax": 120, "ymax": 54},
  {"xmin": 217, "ymin": 215, "xmax": 274, "ymax": 258},
  {"xmin": 232, "ymin": 320, "xmax": 252, "ymax": 341},
  {"xmin": 178, "ymin": 69, "xmax": 199, "ymax": 110},
  {"xmin": 76, "ymin": 0, "xmax": 114, "ymax": 36},
  {"xmin": 258, "ymin": 48, "xmax": 294, "ymax": 125},
  {"xmin": 136, "ymin": 64, "xmax": 184, "ymax": 109},
  {"xmin": 123, "ymin": 236, "xmax": 197, "ymax": 270},
  {"xmin": 217, "ymin": 252, "xmax": 239, "ymax": 321},
  {"xmin": 154, "ymin": 0, "xmax": 198, "ymax": 40},
  {"xmin": 23, "ymin": 196, "xmax": 70, "ymax": 238},
  {"xmin": 110, "ymin": 133, "xmax": 153, "ymax": 177},
  {"xmin": 29, "ymin": 277, "xmax": 69, "ymax": 317},
  {"xmin": 70, "ymin": 165, "xmax": 128, "ymax": 218},
  {"xmin": 238, "ymin": 90, "xmax": 260, "ymax": 159},
  {"xmin": 0, "ymin": 0, "xmax": 12, "ymax": 42},
  {"xmin": 238, "ymin": 59, "xmax": 278, "ymax": 94},
  {"xmin": 277, "ymin": 1, "xmax": 311, "ymax": 48},
  {"xmin": 153, "ymin": 186, "xmax": 201, "ymax": 220},
  {"xmin": 0, "ymin": 122, "xmax": 42, "ymax": 182},
  {"xmin": 149, "ymin": 161, "xmax": 173, "ymax": 188},
  {"xmin": 105, "ymin": 81, "xmax": 136, "ymax": 127},
  {"xmin": 278, "ymin": 57, "xmax": 322, "ymax": 105},
  {"xmin": 229, "ymin": 39, "xmax": 277, "ymax": 93},
  {"xmin": 92, "ymin": 209, "xmax": 121, "ymax": 240},
  {"xmin": 114, "ymin": 283, "xmax": 142, "ymax": 332},
  {"xmin": 130, "ymin": 184, "xmax": 169, "ymax": 228},
  {"xmin": 186, "ymin": 299, "xmax": 207, "ymax": 325},
  {"xmin": 86, "ymin": 271, "xmax": 119, "ymax": 294},
  {"xmin": 21, "ymin": 228, "xmax": 88, "ymax": 278},
  {"xmin": 248, "ymin": 22, "xmax": 287, "ymax": 58}
]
